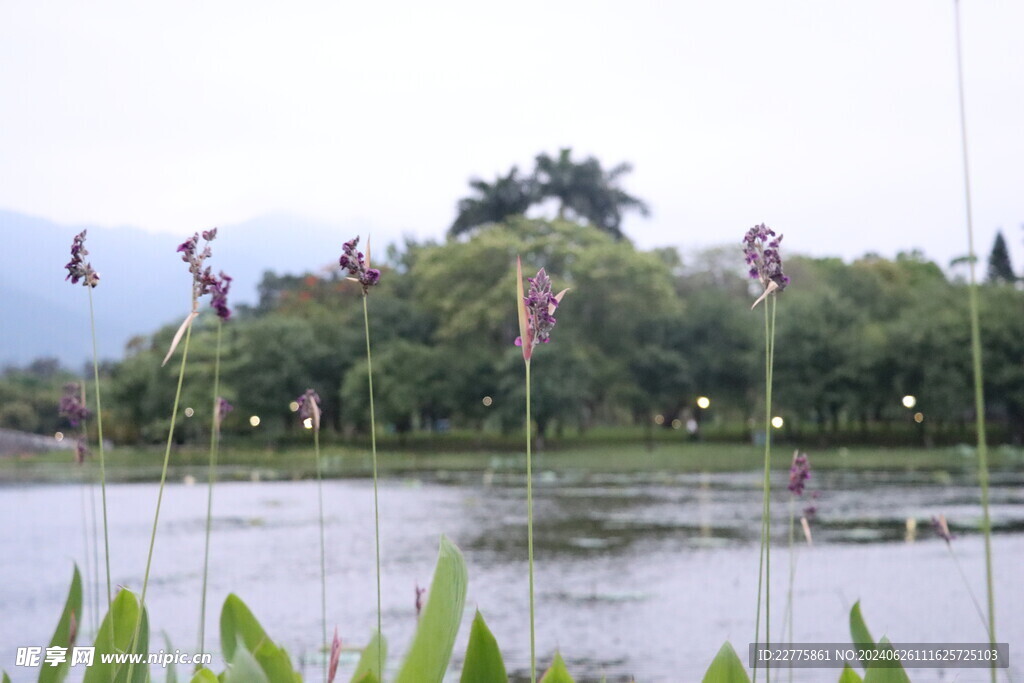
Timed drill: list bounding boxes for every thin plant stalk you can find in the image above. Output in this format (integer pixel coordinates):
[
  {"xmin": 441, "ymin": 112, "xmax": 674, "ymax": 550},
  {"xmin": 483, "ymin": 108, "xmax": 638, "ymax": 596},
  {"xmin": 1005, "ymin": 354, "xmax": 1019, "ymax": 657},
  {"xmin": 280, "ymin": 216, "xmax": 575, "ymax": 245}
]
[
  {"xmin": 753, "ymin": 295, "xmax": 777, "ymax": 682},
  {"xmin": 784, "ymin": 499, "xmax": 796, "ymax": 683},
  {"xmin": 198, "ymin": 321, "xmax": 223, "ymax": 655},
  {"xmin": 362, "ymin": 293, "xmax": 383, "ymax": 675},
  {"xmin": 127, "ymin": 322, "xmax": 193, "ymax": 680},
  {"xmin": 525, "ymin": 359, "xmax": 536, "ymax": 683},
  {"xmin": 945, "ymin": 544, "xmax": 989, "ymax": 636},
  {"xmin": 87, "ymin": 287, "xmax": 113, "ymax": 612},
  {"xmin": 89, "ymin": 478, "xmax": 101, "ymax": 634},
  {"xmin": 952, "ymin": 2, "xmax": 997, "ymax": 678},
  {"xmin": 78, "ymin": 483, "xmax": 96, "ymax": 634},
  {"xmin": 315, "ymin": 421, "xmax": 327, "ymax": 683}
]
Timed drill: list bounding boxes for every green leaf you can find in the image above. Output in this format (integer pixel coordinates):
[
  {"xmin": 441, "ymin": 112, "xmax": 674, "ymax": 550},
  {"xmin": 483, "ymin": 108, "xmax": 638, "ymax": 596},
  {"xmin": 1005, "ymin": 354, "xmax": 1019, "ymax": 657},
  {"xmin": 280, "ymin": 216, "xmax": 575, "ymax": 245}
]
[
  {"xmin": 218, "ymin": 595, "xmax": 299, "ymax": 683},
  {"xmin": 163, "ymin": 632, "xmax": 178, "ymax": 683},
  {"xmin": 539, "ymin": 651, "xmax": 575, "ymax": 683},
  {"xmin": 220, "ymin": 594, "xmax": 270, "ymax": 663},
  {"xmin": 394, "ymin": 535, "xmax": 469, "ymax": 683},
  {"xmin": 188, "ymin": 669, "xmax": 219, "ymax": 683},
  {"xmin": 223, "ymin": 644, "xmax": 270, "ymax": 683},
  {"xmin": 83, "ymin": 589, "xmax": 149, "ymax": 683},
  {"xmin": 460, "ymin": 611, "xmax": 507, "ymax": 682},
  {"xmin": 839, "ymin": 664, "xmax": 864, "ymax": 682},
  {"xmin": 701, "ymin": 642, "xmax": 750, "ymax": 683},
  {"xmin": 251, "ymin": 638, "xmax": 299, "ymax": 683},
  {"xmin": 350, "ymin": 632, "xmax": 387, "ymax": 683},
  {"xmin": 849, "ymin": 601, "xmax": 875, "ymax": 651},
  {"xmin": 352, "ymin": 674, "xmax": 379, "ymax": 683},
  {"xmin": 4, "ymin": 671, "xmax": 12, "ymax": 683},
  {"xmin": 861, "ymin": 638, "xmax": 910, "ymax": 683},
  {"xmin": 39, "ymin": 564, "xmax": 83, "ymax": 683}
]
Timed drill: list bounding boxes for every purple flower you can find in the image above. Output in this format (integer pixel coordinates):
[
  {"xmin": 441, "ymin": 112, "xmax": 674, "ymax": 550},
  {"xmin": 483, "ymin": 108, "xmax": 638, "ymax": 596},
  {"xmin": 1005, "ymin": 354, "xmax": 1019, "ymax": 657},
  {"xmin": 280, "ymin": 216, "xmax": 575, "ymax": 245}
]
[
  {"xmin": 211, "ymin": 397, "xmax": 232, "ymax": 434},
  {"xmin": 514, "ymin": 261, "xmax": 568, "ymax": 361},
  {"xmin": 65, "ymin": 230, "xmax": 100, "ymax": 287},
  {"xmin": 743, "ymin": 223, "xmax": 789, "ymax": 305},
  {"xmin": 209, "ymin": 272, "xmax": 232, "ymax": 320},
  {"xmin": 339, "ymin": 236, "xmax": 381, "ymax": 293},
  {"xmin": 296, "ymin": 389, "xmax": 322, "ymax": 430},
  {"xmin": 932, "ymin": 514, "xmax": 954, "ymax": 543},
  {"xmin": 59, "ymin": 383, "xmax": 90, "ymax": 428},
  {"xmin": 178, "ymin": 230, "xmax": 219, "ymax": 305},
  {"xmin": 217, "ymin": 397, "xmax": 233, "ymax": 420},
  {"xmin": 788, "ymin": 451, "xmax": 811, "ymax": 496},
  {"xmin": 803, "ymin": 490, "xmax": 820, "ymax": 518}
]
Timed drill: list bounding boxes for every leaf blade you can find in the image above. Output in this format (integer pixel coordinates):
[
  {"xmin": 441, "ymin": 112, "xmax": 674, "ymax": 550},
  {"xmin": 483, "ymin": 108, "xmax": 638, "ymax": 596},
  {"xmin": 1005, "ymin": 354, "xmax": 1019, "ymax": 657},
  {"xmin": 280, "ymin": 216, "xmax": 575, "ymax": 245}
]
[
  {"xmin": 701, "ymin": 642, "xmax": 750, "ymax": 683},
  {"xmin": 459, "ymin": 611, "xmax": 507, "ymax": 683},
  {"xmin": 350, "ymin": 632, "xmax": 387, "ymax": 683},
  {"xmin": 539, "ymin": 651, "xmax": 575, "ymax": 683},
  {"xmin": 39, "ymin": 564, "xmax": 83, "ymax": 683},
  {"xmin": 393, "ymin": 535, "xmax": 469, "ymax": 683}
]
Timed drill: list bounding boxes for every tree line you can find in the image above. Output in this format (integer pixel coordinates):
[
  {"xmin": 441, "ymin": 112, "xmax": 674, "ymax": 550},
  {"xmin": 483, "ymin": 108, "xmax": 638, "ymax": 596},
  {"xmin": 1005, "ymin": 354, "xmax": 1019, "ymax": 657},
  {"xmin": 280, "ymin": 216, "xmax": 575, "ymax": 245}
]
[{"xmin": 3, "ymin": 217, "xmax": 1024, "ymax": 448}]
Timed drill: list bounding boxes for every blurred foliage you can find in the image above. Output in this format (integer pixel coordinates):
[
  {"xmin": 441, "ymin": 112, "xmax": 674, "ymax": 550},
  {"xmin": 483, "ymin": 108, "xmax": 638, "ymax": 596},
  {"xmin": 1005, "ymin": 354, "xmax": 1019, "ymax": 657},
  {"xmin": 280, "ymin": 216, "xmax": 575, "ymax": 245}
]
[{"xmin": 5, "ymin": 219, "xmax": 1024, "ymax": 447}]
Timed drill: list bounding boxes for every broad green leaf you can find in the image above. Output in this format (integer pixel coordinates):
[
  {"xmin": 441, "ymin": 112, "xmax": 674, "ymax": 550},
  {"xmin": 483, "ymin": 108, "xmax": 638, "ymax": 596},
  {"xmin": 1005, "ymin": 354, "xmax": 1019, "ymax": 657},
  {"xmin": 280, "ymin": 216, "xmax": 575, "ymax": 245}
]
[
  {"xmin": 539, "ymin": 651, "xmax": 574, "ymax": 683},
  {"xmin": 849, "ymin": 601, "xmax": 875, "ymax": 651},
  {"xmin": 839, "ymin": 664, "xmax": 863, "ymax": 682},
  {"xmin": 353, "ymin": 674, "xmax": 379, "ymax": 683},
  {"xmin": 4, "ymin": 670, "xmax": 12, "ymax": 683},
  {"xmin": 350, "ymin": 631, "xmax": 387, "ymax": 683},
  {"xmin": 83, "ymin": 589, "xmax": 149, "ymax": 683},
  {"xmin": 861, "ymin": 638, "xmax": 910, "ymax": 683},
  {"xmin": 39, "ymin": 564, "xmax": 83, "ymax": 683},
  {"xmin": 163, "ymin": 632, "xmax": 178, "ymax": 683},
  {"xmin": 223, "ymin": 644, "xmax": 270, "ymax": 683},
  {"xmin": 220, "ymin": 594, "xmax": 270, "ymax": 663},
  {"xmin": 219, "ymin": 595, "xmax": 298, "ymax": 683},
  {"xmin": 460, "ymin": 611, "xmax": 507, "ymax": 682},
  {"xmin": 394, "ymin": 535, "xmax": 469, "ymax": 683},
  {"xmin": 188, "ymin": 669, "xmax": 219, "ymax": 683},
  {"xmin": 252, "ymin": 637, "xmax": 299, "ymax": 683},
  {"xmin": 701, "ymin": 642, "xmax": 750, "ymax": 683}
]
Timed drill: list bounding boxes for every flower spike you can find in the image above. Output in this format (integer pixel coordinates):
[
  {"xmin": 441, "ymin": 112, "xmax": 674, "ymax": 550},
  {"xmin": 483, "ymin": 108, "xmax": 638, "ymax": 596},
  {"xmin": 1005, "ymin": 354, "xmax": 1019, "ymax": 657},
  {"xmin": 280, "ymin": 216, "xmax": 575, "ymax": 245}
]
[
  {"xmin": 515, "ymin": 258, "xmax": 567, "ymax": 361},
  {"xmin": 743, "ymin": 223, "xmax": 789, "ymax": 308}
]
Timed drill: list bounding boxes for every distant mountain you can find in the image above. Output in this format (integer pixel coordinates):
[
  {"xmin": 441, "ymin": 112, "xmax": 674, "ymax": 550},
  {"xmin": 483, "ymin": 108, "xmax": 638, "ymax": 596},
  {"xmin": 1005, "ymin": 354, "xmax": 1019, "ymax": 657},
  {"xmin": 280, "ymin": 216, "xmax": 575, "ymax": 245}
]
[{"xmin": 1, "ymin": 209, "xmax": 401, "ymax": 367}]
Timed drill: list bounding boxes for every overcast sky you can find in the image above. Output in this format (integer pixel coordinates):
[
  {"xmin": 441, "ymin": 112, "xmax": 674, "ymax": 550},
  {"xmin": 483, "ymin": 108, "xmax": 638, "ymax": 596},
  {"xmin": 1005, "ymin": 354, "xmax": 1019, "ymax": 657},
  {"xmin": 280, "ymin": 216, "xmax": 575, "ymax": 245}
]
[{"xmin": 2, "ymin": 1, "xmax": 1022, "ymax": 270}]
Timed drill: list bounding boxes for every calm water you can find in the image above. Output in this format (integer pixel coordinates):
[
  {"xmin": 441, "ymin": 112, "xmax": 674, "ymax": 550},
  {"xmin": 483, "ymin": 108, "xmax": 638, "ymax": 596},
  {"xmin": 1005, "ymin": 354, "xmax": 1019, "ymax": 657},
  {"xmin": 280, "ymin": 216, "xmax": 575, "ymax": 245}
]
[{"xmin": 1, "ymin": 466, "xmax": 1023, "ymax": 682}]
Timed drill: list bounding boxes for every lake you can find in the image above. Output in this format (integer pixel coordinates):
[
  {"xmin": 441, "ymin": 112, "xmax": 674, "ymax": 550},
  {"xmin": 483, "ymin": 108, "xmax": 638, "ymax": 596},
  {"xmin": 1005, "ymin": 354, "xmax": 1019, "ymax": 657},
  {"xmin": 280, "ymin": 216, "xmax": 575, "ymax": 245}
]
[{"xmin": 1, "ymin": 462, "xmax": 1022, "ymax": 681}]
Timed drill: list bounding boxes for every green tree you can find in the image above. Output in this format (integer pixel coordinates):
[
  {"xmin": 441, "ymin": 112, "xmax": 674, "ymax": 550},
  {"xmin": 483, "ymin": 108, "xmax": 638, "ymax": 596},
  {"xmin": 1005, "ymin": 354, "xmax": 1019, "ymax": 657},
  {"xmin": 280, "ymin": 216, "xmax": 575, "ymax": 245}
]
[
  {"xmin": 533, "ymin": 148, "xmax": 649, "ymax": 239},
  {"xmin": 987, "ymin": 230, "xmax": 1015, "ymax": 283},
  {"xmin": 449, "ymin": 167, "xmax": 534, "ymax": 237}
]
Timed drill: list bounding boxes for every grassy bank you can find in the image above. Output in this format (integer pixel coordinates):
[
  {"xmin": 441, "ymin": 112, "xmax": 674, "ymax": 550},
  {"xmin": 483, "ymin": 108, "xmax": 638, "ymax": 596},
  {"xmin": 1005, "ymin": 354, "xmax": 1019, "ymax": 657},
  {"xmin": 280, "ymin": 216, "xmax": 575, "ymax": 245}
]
[{"xmin": 2, "ymin": 441, "xmax": 1022, "ymax": 484}]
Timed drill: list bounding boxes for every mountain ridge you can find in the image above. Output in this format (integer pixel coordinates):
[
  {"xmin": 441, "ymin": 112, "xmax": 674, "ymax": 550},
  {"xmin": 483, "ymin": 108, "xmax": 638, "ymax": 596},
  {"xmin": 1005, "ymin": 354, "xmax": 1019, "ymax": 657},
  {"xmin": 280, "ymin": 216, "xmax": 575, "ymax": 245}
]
[{"xmin": 2, "ymin": 209, "xmax": 399, "ymax": 367}]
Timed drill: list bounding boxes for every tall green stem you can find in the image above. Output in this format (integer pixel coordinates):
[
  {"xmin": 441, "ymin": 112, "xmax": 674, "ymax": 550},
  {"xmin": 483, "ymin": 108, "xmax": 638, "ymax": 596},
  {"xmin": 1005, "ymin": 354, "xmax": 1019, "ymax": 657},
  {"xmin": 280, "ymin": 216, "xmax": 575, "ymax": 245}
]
[
  {"xmin": 78, "ymin": 483, "xmax": 95, "ymax": 634},
  {"xmin": 128, "ymin": 321, "xmax": 193, "ymax": 680},
  {"xmin": 89, "ymin": 479, "xmax": 101, "ymax": 634},
  {"xmin": 314, "ymin": 423, "xmax": 327, "ymax": 683},
  {"xmin": 362, "ymin": 294, "xmax": 382, "ymax": 676},
  {"xmin": 198, "ymin": 321, "xmax": 223, "ymax": 655},
  {"xmin": 946, "ymin": 544, "xmax": 989, "ymax": 636},
  {"xmin": 87, "ymin": 287, "xmax": 113, "ymax": 613},
  {"xmin": 753, "ymin": 295, "xmax": 776, "ymax": 682},
  {"xmin": 525, "ymin": 359, "xmax": 536, "ymax": 683},
  {"xmin": 952, "ymin": 3, "xmax": 996, "ymax": 679}
]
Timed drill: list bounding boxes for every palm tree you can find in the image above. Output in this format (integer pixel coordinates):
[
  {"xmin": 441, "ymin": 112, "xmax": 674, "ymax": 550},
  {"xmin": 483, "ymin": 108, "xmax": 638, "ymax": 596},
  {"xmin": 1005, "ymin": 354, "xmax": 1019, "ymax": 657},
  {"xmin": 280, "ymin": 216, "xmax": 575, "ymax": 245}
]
[
  {"xmin": 534, "ymin": 148, "xmax": 650, "ymax": 239},
  {"xmin": 449, "ymin": 167, "xmax": 534, "ymax": 237}
]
